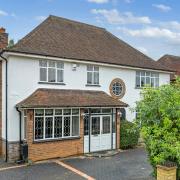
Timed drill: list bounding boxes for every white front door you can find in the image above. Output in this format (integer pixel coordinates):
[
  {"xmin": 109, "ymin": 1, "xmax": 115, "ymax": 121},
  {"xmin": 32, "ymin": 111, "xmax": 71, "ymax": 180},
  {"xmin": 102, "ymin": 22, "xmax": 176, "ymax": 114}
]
[{"xmin": 90, "ymin": 115, "xmax": 112, "ymax": 152}]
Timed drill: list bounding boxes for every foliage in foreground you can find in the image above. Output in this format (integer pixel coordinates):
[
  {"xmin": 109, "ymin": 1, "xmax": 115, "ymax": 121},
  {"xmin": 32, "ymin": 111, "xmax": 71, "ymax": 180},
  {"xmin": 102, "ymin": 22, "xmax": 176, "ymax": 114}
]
[
  {"xmin": 135, "ymin": 78, "xmax": 180, "ymax": 178},
  {"xmin": 120, "ymin": 120, "xmax": 139, "ymax": 149}
]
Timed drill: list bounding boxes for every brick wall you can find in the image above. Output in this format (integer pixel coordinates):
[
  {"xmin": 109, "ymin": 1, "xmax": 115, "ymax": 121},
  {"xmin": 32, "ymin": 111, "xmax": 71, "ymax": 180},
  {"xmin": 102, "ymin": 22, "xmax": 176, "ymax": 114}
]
[
  {"xmin": 0, "ymin": 139, "xmax": 20, "ymax": 162},
  {"xmin": 26, "ymin": 109, "xmax": 84, "ymax": 162},
  {"xmin": 0, "ymin": 61, "xmax": 2, "ymax": 156},
  {"xmin": 0, "ymin": 27, "xmax": 8, "ymax": 157},
  {"xmin": 0, "ymin": 28, "xmax": 8, "ymax": 50}
]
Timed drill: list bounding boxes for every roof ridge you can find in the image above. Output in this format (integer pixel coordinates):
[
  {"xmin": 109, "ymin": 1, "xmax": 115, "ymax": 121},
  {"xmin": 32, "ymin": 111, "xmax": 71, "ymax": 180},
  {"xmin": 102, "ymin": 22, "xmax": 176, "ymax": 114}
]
[
  {"xmin": 165, "ymin": 54, "xmax": 180, "ymax": 59},
  {"xmin": 49, "ymin": 15, "xmax": 105, "ymax": 30}
]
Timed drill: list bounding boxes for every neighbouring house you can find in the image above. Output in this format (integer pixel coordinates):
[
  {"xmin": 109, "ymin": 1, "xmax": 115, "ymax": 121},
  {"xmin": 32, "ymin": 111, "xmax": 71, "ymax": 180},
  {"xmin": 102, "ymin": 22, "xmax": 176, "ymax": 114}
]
[
  {"xmin": 0, "ymin": 15, "xmax": 173, "ymax": 162},
  {"xmin": 158, "ymin": 54, "xmax": 180, "ymax": 81}
]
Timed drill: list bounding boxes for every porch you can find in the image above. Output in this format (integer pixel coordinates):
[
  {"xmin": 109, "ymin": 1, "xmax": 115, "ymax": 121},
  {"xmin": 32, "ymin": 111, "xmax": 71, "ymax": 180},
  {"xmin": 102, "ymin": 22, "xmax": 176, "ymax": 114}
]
[{"xmin": 8, "ymin": 88, "xmax": 127, "ymax": 162}]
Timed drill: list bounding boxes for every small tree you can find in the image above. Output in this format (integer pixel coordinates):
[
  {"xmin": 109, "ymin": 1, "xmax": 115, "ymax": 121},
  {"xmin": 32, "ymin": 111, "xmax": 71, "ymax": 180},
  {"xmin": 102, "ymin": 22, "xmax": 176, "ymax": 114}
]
[
  {"xmin": 135, "ymin": 78, "xmax": 180, "ymax": 178},
  {"xmin": 8, "ymin": 39, "xmax": 14, "ymax": 48}
]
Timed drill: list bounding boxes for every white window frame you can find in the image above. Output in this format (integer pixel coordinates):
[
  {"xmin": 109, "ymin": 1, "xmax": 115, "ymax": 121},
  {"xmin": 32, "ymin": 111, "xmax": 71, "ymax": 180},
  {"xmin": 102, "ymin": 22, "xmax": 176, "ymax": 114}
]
[
  {"xmin": 87, "ymin": 65, "xmax": 99, "ymax": 85},
  {"xmin": 136, "ymin": 71, "xmax": 159, "ymax": 88},
  {"xmin": 34, "ymin": 108, "xmax": 80, "ymax": 141},
  {"xmin": 39, "ymin": 60, "xmax": 64, "ymax": 83}
]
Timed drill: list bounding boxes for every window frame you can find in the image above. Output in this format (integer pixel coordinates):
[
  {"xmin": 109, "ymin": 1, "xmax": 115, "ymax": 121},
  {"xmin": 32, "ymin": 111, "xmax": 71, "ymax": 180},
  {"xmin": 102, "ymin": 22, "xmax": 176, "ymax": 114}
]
[
  {"xmin": 87, "ymin": 65, "xmax": 99, "ymax": 85},
  {"xmin": 39, "ymin": 60, "xmax": 64, "ymax": 84},
  {"xmin": 136, "ymin": 71, "xmax": 159, "ymax": 88},
  {"xmin": 34, "ymin": 108, "xmax": 80, "ymax": 141}
]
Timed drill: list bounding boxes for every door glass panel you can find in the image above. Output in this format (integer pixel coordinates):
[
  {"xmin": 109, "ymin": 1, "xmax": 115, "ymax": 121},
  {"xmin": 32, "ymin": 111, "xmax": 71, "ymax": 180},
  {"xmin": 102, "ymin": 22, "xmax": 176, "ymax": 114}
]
[
  {"xmin": 102, "ymin": 116, "xmax": 111, "ymax": 134},
  {"xmin": 91, "ymin": 117, "xmax": 100, "ymax": 135},
  {"xmin": 84, "ymin": 115, "xmax": 89, "ymax": 135}
]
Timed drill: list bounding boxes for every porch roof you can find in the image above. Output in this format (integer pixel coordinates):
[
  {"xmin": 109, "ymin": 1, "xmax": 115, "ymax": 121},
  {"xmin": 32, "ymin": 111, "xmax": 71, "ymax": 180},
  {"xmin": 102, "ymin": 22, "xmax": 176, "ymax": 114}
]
[{"xmin": 16, "ymin": 88, "xmax": 128, "ymax": 108}]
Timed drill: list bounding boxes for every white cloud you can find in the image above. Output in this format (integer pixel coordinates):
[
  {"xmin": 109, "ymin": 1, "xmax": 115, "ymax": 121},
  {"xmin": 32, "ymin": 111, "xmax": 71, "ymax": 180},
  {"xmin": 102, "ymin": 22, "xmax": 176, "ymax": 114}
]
[
  {"xmin": 0, "ymin": 10, "xmax": 8, "ymax": 16},
  {"xmin": 11, "ymin": 13, "xmax": 17, "ymax": 18},
  {"xmin": 87, "ymin": 0, "xmax": 109, "ymax": 3},
  {"xmin": 161, "ymin": 21, "xmax": 180, "ymax": 30},
  {"xmin": 152, "ymin": 4, "xmax": 171, "ymax": 12},
  {"xmin": 119, "ymin": 27, "xmax": 180, "ymax": 44},
  {"xmin": 91, "ymin": 9, "xmax": 151, "ymax": 25},
  {"xmin": 124, "ymin": 0, "xmax": 133, "ymax": 3},
  {"xmin": 137, "ymin": 47, "xmax": 148, "ymax": 54},
  {"xmin": 35, "ymin": 16, "xmax": 47, "ymax": 21}
]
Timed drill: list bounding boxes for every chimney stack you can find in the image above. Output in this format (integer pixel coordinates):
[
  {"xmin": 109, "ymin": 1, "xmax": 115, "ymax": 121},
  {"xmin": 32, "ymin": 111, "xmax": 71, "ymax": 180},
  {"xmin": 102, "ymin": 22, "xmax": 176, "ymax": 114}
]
[{"xmin": 0, "ymin": 27, "xmax": 8, "ymax": 50}]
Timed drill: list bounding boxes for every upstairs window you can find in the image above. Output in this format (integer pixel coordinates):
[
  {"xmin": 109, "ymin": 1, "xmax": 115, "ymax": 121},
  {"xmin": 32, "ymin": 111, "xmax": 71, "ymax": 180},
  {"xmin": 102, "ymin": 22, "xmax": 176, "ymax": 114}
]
[
  {"xmin": 87, "ymin": 65, "xmax": 99, "ymax": 85},
  {"xmin": 136, "ymin": 71, "xmax": 159, "ymax": 88},
  {"xmin": 39, "ymin": 60, "xmax": 64, "ymax": 83}
]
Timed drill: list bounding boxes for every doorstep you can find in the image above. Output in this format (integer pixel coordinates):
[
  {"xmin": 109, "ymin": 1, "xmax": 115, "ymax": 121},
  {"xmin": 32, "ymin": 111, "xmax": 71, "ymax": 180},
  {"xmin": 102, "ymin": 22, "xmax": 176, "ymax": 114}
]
[{"xmin": 85, "ymin": 149, "xmax": 122, "ymax": 158}]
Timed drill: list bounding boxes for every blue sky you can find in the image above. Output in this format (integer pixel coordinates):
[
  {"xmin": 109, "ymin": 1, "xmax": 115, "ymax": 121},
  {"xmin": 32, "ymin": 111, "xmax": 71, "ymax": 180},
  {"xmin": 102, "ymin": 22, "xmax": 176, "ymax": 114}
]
[{"xmin": 1, "ymin": 0, "xmax": 180, "ymax": 60}]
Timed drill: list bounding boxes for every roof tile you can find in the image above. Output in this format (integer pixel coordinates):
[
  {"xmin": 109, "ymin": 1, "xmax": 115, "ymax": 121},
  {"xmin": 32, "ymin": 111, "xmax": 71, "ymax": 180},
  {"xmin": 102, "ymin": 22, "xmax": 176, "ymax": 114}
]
[
  {"xmin": 8, "ymin": 15, "xmax": 172, "ymax": 72},
  {"xmin": 16, "ymin": 88, "xmax": 128, "ymax": 108}
]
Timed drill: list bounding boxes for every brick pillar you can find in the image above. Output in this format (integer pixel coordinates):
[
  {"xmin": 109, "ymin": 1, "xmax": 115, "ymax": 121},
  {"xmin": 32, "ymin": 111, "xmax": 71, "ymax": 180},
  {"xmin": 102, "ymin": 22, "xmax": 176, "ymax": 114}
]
[
  {"xmin": 79, "ymin": 108, "xmax": 84, "ymax": 154},
  {"xmin": 26, "ymin": 109, "xmax": 34, "ymax": 160},
  {"xmin": 116, "ymin": 108, "xmax": 120, "ymax": 149}
]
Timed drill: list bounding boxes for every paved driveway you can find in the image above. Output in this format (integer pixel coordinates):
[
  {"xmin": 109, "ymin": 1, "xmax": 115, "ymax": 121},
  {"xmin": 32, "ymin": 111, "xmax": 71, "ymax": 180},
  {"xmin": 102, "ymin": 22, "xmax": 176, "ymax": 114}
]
[
  {"xmin": 0, "ymin": 148, "xmax": 154, "ymax": 180},
  {"xmin": 0, "ymin": 162, "xmax": 84, "ymax": 180},
  {"xmin": 63, "ymin": 147, "xmax": 154, "ymax": 180}
]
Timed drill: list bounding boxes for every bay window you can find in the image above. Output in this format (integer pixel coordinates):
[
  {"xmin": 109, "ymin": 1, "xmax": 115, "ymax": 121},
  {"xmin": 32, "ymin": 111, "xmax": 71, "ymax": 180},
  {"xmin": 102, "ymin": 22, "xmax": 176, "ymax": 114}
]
[
  {"xmin": 34, "ymin": 108, "xmax": 80, "ymax": 141},
  {"xmin": 136, "ymin": 71, "xmax": 159, "ymax": 88},
  {"xmin": 39, "ymin": 60, "xmax": 64, "ymax": 83}
]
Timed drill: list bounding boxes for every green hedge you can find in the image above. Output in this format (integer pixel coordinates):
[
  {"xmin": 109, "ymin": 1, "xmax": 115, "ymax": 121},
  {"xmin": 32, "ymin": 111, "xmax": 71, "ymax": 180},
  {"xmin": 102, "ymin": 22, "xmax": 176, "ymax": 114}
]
[{"xmin": 120, "ymin": 120, "xmax": 139, "ymax": 149}]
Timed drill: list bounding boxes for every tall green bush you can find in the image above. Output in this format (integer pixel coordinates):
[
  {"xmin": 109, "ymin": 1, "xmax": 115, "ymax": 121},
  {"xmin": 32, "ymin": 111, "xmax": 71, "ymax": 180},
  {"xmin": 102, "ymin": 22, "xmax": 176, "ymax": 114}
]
[
  {"xmin": 120, "ymin": 120, "xmax": 139, "ymax": 149},
  {"xmin": 135, "ymin": 78, "xmax": 180, "ymax": 178}
]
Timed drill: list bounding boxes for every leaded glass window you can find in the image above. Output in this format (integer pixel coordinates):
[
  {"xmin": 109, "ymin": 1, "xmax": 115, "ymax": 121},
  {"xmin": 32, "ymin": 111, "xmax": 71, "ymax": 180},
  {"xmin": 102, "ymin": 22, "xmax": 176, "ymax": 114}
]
[
  {"xmin": 54, "ymin": 116, "xmax": 62, "ymax": 138},
  {"xmin": 34, "ymin": 108, "xmax": 80, "ymax": 141},
  {"xmin": 35, "ymin": 117, "xmax": 44, "ymax": 140},
  {"xmin": 64, "ymin": 116, "xmax": 70, "ymax": 137}
]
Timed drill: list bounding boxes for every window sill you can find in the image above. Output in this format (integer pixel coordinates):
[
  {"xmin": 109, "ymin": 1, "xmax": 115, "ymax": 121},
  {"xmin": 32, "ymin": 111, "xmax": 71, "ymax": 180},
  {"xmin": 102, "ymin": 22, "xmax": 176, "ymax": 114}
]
[
  {"xmin": 33, "ymin": 136, "xmax": 80, "ymax": 144},
  {"xmin": 135, "ymin": 86, "xmax": 158, "ymax": 89},
  {"xmin": 85, "ymin": 84, "xmax": 101, "ymax": 87},
  {"xmin": 38, "ymin": 82, "xmax": 66, "ymax": 85},
  {"xmin": 135, "ymin": 87, "xmax": 142, "ymax": 89}
]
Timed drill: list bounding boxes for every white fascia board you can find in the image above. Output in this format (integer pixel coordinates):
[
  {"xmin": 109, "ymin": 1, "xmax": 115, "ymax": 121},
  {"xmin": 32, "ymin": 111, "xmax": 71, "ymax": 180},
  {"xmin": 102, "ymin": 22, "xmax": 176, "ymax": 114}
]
[{"xmin": 5, "ymin": 51, "xmax": 173, "ymax": 74}]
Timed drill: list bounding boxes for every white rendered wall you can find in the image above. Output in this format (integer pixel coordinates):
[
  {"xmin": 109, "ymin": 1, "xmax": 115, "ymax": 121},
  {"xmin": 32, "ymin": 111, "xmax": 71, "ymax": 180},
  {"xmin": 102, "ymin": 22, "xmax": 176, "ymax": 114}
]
[
  {"xmin": 2, "ymin": 61, "xmax": 6, "ymax": 139},
  {"xmin": 5, "ymin": 55, "xmax": 170, "ymax": 141}
]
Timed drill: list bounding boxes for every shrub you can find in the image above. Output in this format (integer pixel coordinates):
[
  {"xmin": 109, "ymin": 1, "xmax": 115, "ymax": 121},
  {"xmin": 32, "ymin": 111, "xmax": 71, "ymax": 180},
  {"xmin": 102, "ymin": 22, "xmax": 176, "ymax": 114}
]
[
  {"xmin": 120, "ymin": 120, "xmax": 139, "ymax": 149},
  {"xmin": 135, "ymin": 77, "xmax": 180, "ymax": 178}
]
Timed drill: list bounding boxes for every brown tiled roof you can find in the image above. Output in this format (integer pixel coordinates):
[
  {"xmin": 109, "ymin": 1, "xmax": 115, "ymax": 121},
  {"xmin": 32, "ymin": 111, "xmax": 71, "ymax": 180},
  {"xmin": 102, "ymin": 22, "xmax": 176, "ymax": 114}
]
[
  {"xmin": 16, "ymin": 88, "xmax": 128, "ymax": 108},
  {"xmin": 7, "ymin": 15, "xmax": 172, "ymax": 72},
  {"xmin": 158, "ymin": 55, "xmax": 180, "ymax": 80}
]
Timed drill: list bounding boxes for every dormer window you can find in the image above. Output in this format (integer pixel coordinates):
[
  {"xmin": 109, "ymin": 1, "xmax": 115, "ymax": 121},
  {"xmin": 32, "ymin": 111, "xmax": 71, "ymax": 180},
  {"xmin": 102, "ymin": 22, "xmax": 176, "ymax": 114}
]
[
  {"xmin": 87, "ymin": 65, "xmax": 99, "ymax": 85},
  {"xmin": 39, "ymin": 60, "xmax": 64, "ymax": 83}
]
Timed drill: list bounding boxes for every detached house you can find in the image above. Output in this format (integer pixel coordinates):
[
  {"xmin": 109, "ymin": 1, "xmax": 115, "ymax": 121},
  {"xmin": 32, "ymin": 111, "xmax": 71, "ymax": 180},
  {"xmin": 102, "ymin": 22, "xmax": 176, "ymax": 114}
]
[
  {"xmin": 158, "ymin": 54, "xmax": 180, "ymax": 81},
  {"xmin": 0, "ymin": 15, "xmax": 172, "ymax": 162}
]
